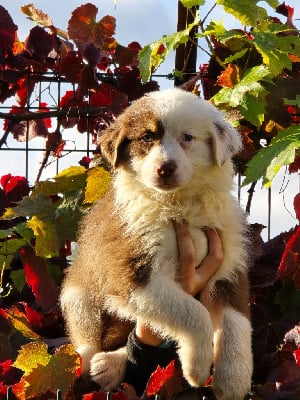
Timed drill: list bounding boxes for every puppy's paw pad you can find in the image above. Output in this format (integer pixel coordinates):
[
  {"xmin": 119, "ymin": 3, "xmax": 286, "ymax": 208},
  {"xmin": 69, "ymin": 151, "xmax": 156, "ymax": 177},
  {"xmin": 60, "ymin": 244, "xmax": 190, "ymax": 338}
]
[{"xmin": 90, "ymin": 351, "xmax": 127, "ymax": 391}]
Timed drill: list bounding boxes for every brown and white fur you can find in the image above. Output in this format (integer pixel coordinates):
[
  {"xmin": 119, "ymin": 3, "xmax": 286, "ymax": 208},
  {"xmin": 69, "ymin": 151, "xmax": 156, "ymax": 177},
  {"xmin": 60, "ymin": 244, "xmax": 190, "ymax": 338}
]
[{"xmin": 60, "ymin": 88, "xmax": 252, "ymax": 400}]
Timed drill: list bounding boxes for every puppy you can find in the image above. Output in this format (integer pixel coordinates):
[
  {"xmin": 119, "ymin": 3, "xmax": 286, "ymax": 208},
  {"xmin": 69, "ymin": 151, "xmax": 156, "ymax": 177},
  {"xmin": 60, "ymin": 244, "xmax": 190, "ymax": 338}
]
[{"xmin": 60, "ymin": 88, "xmax": 252, "ymax": 400}]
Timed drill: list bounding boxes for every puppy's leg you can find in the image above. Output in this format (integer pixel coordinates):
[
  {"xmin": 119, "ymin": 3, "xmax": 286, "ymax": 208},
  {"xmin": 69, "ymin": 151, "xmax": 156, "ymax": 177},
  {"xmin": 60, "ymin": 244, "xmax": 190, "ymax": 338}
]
[
  {"xmin": 60, "ymin": 285, "xmax": 102, "ymax": 373},
  {"xmin": 90, "ymin": 346, "xmax": 128, "ymax": 391},
  {"xmin": 61, "ymin": 285, "xmax": 129, "ymax": 390},
  {"xmin": 212, "ymin": 307, "xmax": 252, "ymax": 400},
  {"xmin": 202, "ymin": 278, "xmax": 252, "ymax": 400},
  {"xmin": 123, "ymin": 277, "xmax": 214, "ymax": 388}
]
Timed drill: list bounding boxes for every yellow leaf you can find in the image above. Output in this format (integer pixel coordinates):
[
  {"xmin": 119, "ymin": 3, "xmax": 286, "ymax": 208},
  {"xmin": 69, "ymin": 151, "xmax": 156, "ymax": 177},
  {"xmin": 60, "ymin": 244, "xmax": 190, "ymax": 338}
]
[
  {"xmin": 6, "ymin": 306, "xmax": 40, "ymax": 340},
  {"xmin": 13, "ymin": 341, "xmax": 50, "ymax": 374},
  {"xmin": 27, "ymin": 216, "xmax": 60, "ymax": 257},
  {"xmin": 0, "ymin": 207, "xmax": 17, "ymax": 220},
  {"xmin": 84, "ymin": 166, "xmax": 111, "ymax": 204},
  {"xmin": 13, "ymin": 343, "xmax": 80, "ymax": 400}
]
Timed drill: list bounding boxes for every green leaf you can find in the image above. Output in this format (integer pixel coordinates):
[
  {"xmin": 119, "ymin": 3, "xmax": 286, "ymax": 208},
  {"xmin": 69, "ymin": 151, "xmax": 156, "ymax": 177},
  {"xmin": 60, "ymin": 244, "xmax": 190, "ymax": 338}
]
[
  {"xmin": 216, "ymin": 0, "xmax": 279, "ymax": 27},
  {"xmin": 223, "ymin": 48, "xmax": 248, "ymax": 64},
  {"xmin": 213, "ymin": 65, "xmax": 270, "ymax": 107},
  {"xmin": 198, "ymin": 20, "xmax": 227, "ymax": 38},
  {"xmin": 243, "ymin": 125, "xmax": 300, "ymax": 187},
  {"xmin": 138, "ymin": 12, "xmax": 199, "ymax": 81},
  {"xmin": 284, "ymin": 95, "xmax": 300, "ymax": 107},
  {"xmin": 180, "ymin": 0, "xmax": 205, "ymax": 7},
  {"xmin": 15, "ymin": 193, "xmax": 56, "ymax": 219},
  {"xmin": 240, "ymin": 93, "xmax": 266, "ymax": 127},
  {"xmin": 252, "ymin": 31, "xmax": 298, "ymax": 76}
]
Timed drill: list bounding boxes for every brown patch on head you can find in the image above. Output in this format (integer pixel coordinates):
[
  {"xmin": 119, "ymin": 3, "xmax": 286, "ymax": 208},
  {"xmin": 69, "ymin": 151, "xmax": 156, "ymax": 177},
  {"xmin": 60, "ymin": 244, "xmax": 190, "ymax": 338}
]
[{"xmin": 99, "ymin": 95, "xmax": 164, "ymax": 169}]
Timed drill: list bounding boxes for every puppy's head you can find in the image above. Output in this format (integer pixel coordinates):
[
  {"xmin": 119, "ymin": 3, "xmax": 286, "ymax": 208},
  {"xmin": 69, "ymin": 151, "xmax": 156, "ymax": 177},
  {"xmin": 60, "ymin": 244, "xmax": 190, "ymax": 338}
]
[{"xmin": 99, "ymin": 88, "xmax": 241, "ymax": 192}]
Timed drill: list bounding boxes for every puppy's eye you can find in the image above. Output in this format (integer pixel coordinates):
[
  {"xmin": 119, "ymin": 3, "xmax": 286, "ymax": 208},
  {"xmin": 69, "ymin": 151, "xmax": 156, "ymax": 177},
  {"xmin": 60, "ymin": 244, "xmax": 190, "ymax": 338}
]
[
  {"xmin": 141, "ymin": 133, "xmax": 154, "ymax": 142},
  {"xmin": 182, "ymin": 132, "xmax": 194, "ymax": 142}
]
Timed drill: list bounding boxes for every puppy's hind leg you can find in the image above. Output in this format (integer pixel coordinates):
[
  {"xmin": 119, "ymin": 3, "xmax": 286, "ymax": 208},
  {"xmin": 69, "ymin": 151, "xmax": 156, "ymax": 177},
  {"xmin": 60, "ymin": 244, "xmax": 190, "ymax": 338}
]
[
  {"xmin": 202, "ymin": 284, "xmax": 252, "ymax": 400},
  {"xmin": 60, "ymin": 285, "xmax": 103, "ymax": 374}
]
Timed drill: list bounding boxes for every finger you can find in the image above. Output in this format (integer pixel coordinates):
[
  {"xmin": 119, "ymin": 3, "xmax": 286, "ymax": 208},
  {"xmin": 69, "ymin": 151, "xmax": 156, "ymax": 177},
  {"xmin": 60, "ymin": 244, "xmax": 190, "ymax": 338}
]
[
  {"xmin": 204, "ymin": 227, "xmax": 223, "ymax": 262},
  {"xmin": 173, "ymin": 220, "xmax": 196, "ymax": 277}
]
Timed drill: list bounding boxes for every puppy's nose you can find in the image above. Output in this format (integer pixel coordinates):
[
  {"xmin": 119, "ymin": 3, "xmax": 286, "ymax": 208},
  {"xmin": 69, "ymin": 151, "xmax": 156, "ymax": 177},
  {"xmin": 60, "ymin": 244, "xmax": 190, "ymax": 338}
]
[{"xmin": 157, "ymin": 161, "xmax": 177, "ymax": 178}]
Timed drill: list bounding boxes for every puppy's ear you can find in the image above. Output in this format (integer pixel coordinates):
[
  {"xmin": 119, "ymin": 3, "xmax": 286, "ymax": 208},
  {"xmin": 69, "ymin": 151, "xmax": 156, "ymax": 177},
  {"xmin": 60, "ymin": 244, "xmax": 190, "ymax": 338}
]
[
  {"xmin": 98, "ymin": 121, "xmax": 128, "ymax": 169},
  {"xmin": 211, "ymin": 120, "xmax": 242, "ymax": 167}
]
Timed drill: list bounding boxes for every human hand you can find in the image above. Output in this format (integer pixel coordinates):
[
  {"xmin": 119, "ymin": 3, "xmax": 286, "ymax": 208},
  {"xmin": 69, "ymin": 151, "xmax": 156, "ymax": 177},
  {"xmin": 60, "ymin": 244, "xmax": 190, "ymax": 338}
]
[{"xmin": 174, "ymin": 221, "xmax": 223, "ymax": 296}]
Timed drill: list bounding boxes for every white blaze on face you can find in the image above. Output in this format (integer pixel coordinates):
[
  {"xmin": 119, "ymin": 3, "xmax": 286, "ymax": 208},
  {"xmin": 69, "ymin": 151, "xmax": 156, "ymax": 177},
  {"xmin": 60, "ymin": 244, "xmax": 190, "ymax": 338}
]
[{"xmin": 131, "ymin": 131, "xmax": 194, "ymax": 192}]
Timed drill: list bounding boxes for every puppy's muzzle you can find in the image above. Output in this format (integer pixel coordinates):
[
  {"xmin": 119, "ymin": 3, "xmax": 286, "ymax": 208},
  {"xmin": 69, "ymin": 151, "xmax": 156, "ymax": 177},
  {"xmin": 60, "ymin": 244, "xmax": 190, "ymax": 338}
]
[{"xmin": 157, "ymin": 161, "xmax": 177, "ymax": 178}]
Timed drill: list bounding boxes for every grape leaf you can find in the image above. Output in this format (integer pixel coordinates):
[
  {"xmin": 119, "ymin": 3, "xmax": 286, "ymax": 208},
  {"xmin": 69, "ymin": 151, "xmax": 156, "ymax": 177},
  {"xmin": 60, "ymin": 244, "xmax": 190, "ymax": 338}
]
[
  {"xmin": 243, "ymin": 125, "xmax": 300, "ymax": 187},
  {"xmin": 3, "ymin": 305, "xmax": 40, "ymax": 340},
  {"xmin": 13, "ymin": 342, "xmax": 80, "ymax": 400},
  {"xmin": 19, "ymin": 245, "xmax": 59, "ymax": 310},
  {"xmin": 216, "ymin": 0, "xmax": 279, "ymax": 27},
  {"xmin": 20, "ymin": 4, "xmax": 52, "ymax": 28},
  {"xmin": 294, "ymin": 347, "xmax": 300, "ymax": 366},
  {"xmin": 180, "ymin": 0, "xmax": 205, "ymax": 7},
  {"xmin": 84, "ymin": 166, "xmax": 111, "ymax": 204},
  {"xmin": 275, "ymin": 279, "xmax": 300, "ymax": 320},
  {"xmin": 34, "ymin": 166, "xmax": 87, "ymax": 196},
  {"xmin": 240, "ymin": 93, "xmax": 266, "ymax": 127},
  {"xmin": 146, "ymin": 360, "xmax": 176, "ymax": 397},
  {"xmin": 0, "ymin": 5, "xmax": 18, "ymax": 52},
  {"xmin": 277, "ymin": 226, "xmax": 300, "ymax": 288},
  {"xmin": 138, "ymin": 11, "xmax": 199, "ymax": 82},
  {"xmin": 252, "ymin": 29, "xmax": 300, "ymax": 76},
  {"xmin": 294, "ymin": 193, "xmax": 300, "ymax": 220}
]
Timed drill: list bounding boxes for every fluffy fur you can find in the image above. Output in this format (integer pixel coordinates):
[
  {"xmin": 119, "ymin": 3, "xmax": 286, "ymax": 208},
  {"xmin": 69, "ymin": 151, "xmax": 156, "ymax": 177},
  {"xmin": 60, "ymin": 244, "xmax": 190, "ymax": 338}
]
[{"xmin": 60, "ymin": 88, "xmax": 252, "ymax": 399}]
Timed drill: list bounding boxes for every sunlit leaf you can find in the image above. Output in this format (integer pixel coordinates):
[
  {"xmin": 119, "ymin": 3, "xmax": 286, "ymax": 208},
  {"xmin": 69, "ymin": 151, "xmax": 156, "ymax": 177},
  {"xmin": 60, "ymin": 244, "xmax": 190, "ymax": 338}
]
[
  {"xmin": 243, "ymin": 125, "xmax": 300, "ymax": 187},
  {"xmin": 180, "ymin": 0, "xmax": 205, "ymax": 7},
  {"xmin": 84, "ymin": 167, "xmax": 111, "ymax": 204},
  {"xmin": 214, "ymin": 65, "xmax": 270, "ymax": 107},
  {"xmin": 138, "ymin": 11, "xmax": 199, "ymax": 81},
  {"xmin": 216, "ymin": 0, "xmax": 279, "ymax": 26},
  {"xmin": 12, "ymin": 342, "xmax": 80, "ymax": 400},
  {"xmin": 20, "ymin": 4, "xmax": 53, "ymax": 27},
  {"xmin": 4, "ymin": 306, "xmax": 40, "ymax": 340}
]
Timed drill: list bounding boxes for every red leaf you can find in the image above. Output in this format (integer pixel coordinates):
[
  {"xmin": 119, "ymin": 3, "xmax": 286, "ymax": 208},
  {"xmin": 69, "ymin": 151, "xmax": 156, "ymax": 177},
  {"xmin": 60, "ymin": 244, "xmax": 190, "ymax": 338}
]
[
  {"xmin": 68, "ymin": 4, "xmax": 98, "ymax": 44},
  {"xmin": 19, "ymin": 245, "xmax": 59, "ymax": 311},
  {"xmin": 23, "ymin": 303, "xmax": 44, "ymax": 330},
  {"xmin": 0, "ymin": 5, "xmax": 18, "ymax": 54},
  {"xmin": 294, "ymin": 347, "xmax": 300, "ymax": 366},
  {"xmin": 276, "ymin": 3, "xmax": 294, "ymax": 19},
  {"xmin": 58, "ymin": 51, "xmax": 83, "ymax": 83},
  {"xmin": 25, "ymin": 26, "xmax": 54, "ymax": 60},
  {"xmin": 0, "ymin": 360, "xmax": 22, "ymax": 395},
  {"xmin": 146, "ymin": 360, "xmax": 176, "ymax": 397},
  {"xmin": 278, "ymin": 225, "xmax": 300, "ymax": 288},
  {"xmin": 0, "ymin": 174, "xmax": 30, "ymax": 204},
  {"xmin": 82, "ymin": 391, "xmax": 109, "ymax": 400},
  {"xmin": 294, "ymin": 193, "xmax": 300, "ymax": 220},
  {"xmin": 289, "ymin": 151, "xmax": 300, "ymax": 173},
  {"xmin": 217, "ymin": 64, "xmax": 240, "ymax": 88}
]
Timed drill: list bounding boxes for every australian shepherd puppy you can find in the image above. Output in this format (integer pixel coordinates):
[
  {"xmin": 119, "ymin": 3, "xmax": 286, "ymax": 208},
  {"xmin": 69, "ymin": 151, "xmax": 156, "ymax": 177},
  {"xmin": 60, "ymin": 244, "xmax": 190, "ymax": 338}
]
[{"xmin": 60, "ymin": 88, "xmax": 252, "ymax": 400}]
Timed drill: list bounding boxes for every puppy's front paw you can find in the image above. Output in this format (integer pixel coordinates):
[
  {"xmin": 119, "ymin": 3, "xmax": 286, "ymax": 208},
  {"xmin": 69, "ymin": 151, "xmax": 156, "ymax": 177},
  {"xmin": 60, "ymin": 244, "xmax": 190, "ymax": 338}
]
[{"xmin": 90, "ymin": 347, "xmax": 127, "ymax": 391}]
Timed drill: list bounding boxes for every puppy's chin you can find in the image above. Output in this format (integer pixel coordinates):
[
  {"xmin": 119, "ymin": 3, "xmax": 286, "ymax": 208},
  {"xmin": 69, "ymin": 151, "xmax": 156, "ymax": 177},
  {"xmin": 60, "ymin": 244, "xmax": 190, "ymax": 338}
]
[{"xmin": 143, "ymin": 177, "xmax": 190, "ymax": 193}]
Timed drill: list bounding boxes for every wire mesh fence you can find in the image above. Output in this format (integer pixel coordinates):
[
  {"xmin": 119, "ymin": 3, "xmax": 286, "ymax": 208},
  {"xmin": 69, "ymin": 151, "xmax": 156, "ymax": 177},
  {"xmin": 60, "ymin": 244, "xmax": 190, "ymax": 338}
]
[{"xmin": 0, "ymin": 71, "xmax": 298, "ymax": 240}]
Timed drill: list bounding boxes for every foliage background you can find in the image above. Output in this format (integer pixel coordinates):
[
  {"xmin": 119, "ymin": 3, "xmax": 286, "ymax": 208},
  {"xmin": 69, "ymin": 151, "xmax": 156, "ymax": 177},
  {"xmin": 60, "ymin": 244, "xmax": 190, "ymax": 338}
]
[{"xmin": 0, "ymin": 0, "xmax": 300, "ymax": 399}]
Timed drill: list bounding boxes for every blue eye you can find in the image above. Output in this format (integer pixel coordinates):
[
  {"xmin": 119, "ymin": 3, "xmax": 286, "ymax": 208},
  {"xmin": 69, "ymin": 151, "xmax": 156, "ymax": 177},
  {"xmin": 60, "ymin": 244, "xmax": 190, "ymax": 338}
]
[{"xmin": 182, "ymin": 133, "xmax": 194, "ymax": 142}]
